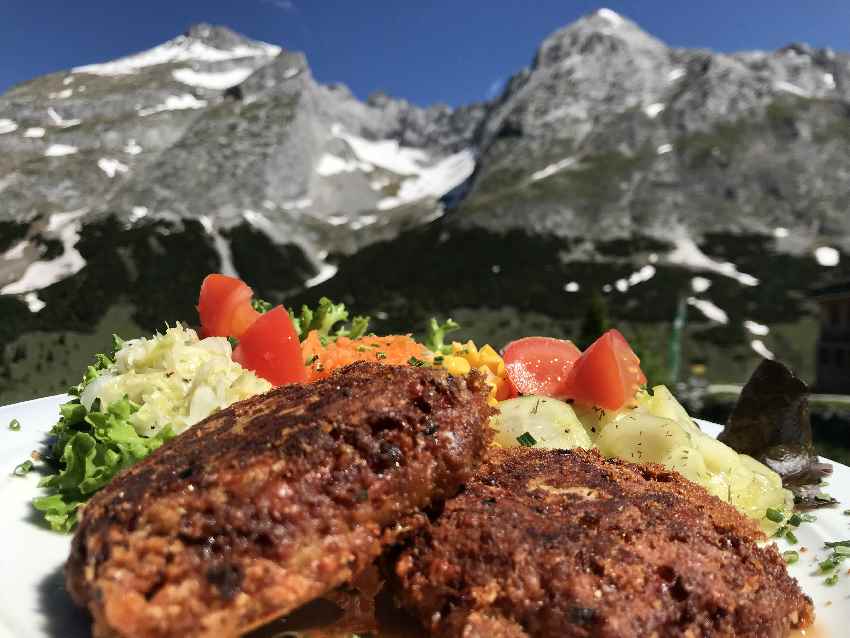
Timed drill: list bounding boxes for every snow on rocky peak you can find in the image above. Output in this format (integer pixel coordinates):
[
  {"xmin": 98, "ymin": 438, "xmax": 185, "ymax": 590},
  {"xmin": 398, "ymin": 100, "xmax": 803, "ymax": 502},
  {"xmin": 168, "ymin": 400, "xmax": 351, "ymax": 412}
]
[
  {"xmin": 172, "ymin": 67, "xmax": 256, "ymax": 90},
  {"xmin": 97, "ymin": 158, "xmax": 129, "ymax": 178},
  {"xmin": 73, "ymin": 29, "xmax": 279, "ymax": 76}
]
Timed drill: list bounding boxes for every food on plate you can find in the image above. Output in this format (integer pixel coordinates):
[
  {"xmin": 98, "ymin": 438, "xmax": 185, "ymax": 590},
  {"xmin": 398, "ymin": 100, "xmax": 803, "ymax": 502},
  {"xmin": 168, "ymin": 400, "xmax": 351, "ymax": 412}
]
[
  {"xmin": 502, "ymin": 336, "xmax": 581, "ymax": 398},
  {"xmin": 34, "ymin": 325, "xmax": 271, "ymax": 531},
  {"xmin": 231, "ymin": 306, "xmax": 307, "ymax": 386},
  {"xmin": 65, "ymin": 362, "xmax": 494, "ymax": 638},
  {"xmin": 490, "ymin": 396, "xmax": 592, "ymax": 450},
  {"xmin": 396, "ymin": 447, "xmax": 814, "ymax": 638},
  {"xmin": 491, "ymin": 384, "xmax": 792, "ymax": 527},
  {"xmin": 30, "ymin": 273, "xmax": 796, "ymax": 532},
  {"xmin": 197, "ymin": 273, "xmax": 260, "ymax": 339},
  {"xmin": 719, "ymin": 358, "xmax": 835, "ymax": 508},
  {"xmin": 301, "ymin": 331, "xmax": 429, "ymax": 382}
]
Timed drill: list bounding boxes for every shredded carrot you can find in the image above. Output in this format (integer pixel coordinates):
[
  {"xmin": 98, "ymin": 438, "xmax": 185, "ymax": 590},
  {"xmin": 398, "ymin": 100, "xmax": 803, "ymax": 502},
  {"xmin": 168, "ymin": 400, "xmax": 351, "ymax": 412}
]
[{"xmin": 302, "ymin": 330, "xmax": 429, "ymax": 382}]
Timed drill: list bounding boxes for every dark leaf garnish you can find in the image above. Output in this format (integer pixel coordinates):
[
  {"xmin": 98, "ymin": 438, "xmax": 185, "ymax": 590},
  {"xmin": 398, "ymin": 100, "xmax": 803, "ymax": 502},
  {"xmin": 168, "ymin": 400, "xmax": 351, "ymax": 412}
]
[{"xmin": 718, "ymin": 359, "xmax": 834, "ymax": 509}]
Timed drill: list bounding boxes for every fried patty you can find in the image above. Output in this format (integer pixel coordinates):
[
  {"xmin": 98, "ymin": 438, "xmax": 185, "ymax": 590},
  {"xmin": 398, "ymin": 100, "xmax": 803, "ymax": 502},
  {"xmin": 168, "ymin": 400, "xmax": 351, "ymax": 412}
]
[
  {"xmin": 66, "ymin": 362, "xmax": 494, "ymax": 638},
  {"xmin": 396, "ymin": 447, "xmax": 814, "ymax": 638}
]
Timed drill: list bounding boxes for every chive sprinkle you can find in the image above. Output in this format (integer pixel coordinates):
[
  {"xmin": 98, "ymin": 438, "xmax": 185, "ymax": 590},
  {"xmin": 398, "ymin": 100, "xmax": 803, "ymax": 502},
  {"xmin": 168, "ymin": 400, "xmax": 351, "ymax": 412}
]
[
  {"xmin": 825, "ymin": 573, "xmax": 839, "ymax": 586},
  {"xmin": 8, "ymin": 419, "xmax": 20, "ymax": 431},
  {"xmin": 376, "ymin": 352, "xmax": 387, "ymax": 360},
  {"xmin": 782, "ymin": 550, "xmax": 799, "ymax": 564},
  {"xmin": 765, "ymin": 508, "xmax": 785, "ymax": 523},
  {"xmin": 843, "ymin": 509, "xmax": 850, "ymax": 516},
  {"xmin": 516, "ymin": 432, "xmax": 537, "ymax": 447},
  {"xmin": 13, "ymin": 460, "xmax": 33, "ymax": 476},
  {"xmin": 785, "ymin": 530, "xmax": 798, "ymax": 544},
  {"xmin": 408, "ymin": 356, "xmax": 427, "ymax": 367}
]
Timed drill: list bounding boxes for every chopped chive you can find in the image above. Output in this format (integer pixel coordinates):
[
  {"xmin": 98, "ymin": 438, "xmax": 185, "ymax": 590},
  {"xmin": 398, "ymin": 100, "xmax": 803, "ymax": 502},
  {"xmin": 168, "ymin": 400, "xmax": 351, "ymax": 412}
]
[
  {"xmin": 843, "ymin": 509, "xmax": 850, "ymax": 516},
  {"xmin": 356, "ymin": 346, "xmax": 368, "ymax": 352},
  {"xmin": 788, "ymin": 513, "xmax": 802, "ymax": 527},
  {"xmin": 799, "ymin": 513, "xmax": 817, "ymax": 523},
  {"xmin": 8, "ymin": 419, "xmax": 20, "ymax": 431},
  {"xmin": 13, "ymin": 460, "xmax": 33, "ymax": 476},
  {"xmin": 825, "ymin": 540, "xmax": 850, "ymax": 548},
  {"xmin": 305, "ymin": 355, "xmax": 318, "ymax": 366},
  {"xmin": 834, "ymin": 546, "xmax": 850, "ymax": 557},
  {"xmin": 516, "ymin": 432, "xmax": 537, "ymax": 447},
  {"xmin": 433, "ymin": 355, "xmax": 444, "ymax": 364},
  {"xmin": 408, "ymin": 356, "xmax": 427, "ymax": 367},
  {"xmin": 782, "ymin": 550, "xmax": 799, "ymax": 564},
  {"xmin": 765, "ymin": 508, "xmax": 785, "ymax": 523},
  {"xmin": 819, "ymin": 557, "xmax": 839, "ymax": 573},
  {"xmin": 825, "ymin": 573, "xmax": 839, "ymax": 586},
  {"xmin": 785, "ymin": 530, "xmax": 798, "ymax": 544},
  {"xmin": 376, "ymin": 352, "xmax": 387, "ymax": 360}
]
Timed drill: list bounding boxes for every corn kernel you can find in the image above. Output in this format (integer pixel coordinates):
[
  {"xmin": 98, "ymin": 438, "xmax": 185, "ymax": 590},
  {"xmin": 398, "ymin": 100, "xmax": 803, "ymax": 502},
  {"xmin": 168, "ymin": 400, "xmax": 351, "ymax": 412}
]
[
  {"xmin": 477, "ymin": 344, "xmax": 504, "ymax": 375},
  {"xmin": 443, "ymin": 355, "xmax": 471, "ymax": 376}
]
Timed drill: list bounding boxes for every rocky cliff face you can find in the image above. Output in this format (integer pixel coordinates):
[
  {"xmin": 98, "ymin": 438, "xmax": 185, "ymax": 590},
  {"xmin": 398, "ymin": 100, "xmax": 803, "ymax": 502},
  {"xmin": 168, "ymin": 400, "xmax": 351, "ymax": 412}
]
[{"xmin": 1, "ymin": 11, "xmax": 849, "ymax": 403}]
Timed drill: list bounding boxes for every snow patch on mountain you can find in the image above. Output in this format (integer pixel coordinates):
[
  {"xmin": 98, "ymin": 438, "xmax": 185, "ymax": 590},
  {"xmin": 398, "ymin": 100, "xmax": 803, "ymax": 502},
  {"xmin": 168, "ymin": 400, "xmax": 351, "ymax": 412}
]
[
  {"xmin": 124, "ymin": 139, "xmax": 143, "ymax": 155},
  {"xmin": 531, "ymin": 157, "xmax": 576, "ymax": 181},
  {"xmin": 814, "ymin": 246, "xmax": 840, "ymax": 266},
  {"xmin": 774, "ymin": 80, "xmax": 810, "ymax": 98},
  {"xmin": 750, "ymin": 339, "xmax": 775, "ymax": 359},
  {"xmin": 44, "ymin": 144, "xmax": 78, "ymax": 157},
  {"xmin": 0, "ymin": 211, "xmax": 87, "ymax": 295},
  {"xmin": 47, "ymin": 107, "xmax": 81, "ymax": 128},
  {"xmin": 743, "ymin": 320, "xmax": 769, "ymax": 336},
  {"xmin": 332, "ymin": 124, "xmax": 428, "ymax": 175},
  {"xmin": 97, "ymin": 158, "xmax": 129, "ymax": 178},
  {"xmin": 691, "ymin": 277, "xmax": 712, "ymax": 293},
  {"xmin": 643, "ymin": 102, "xmax": 665, "ymax": 118},
  {"xmin": 172, "ymin": 67, "xmax": 256, "ymax": 89},
  {"xmin": 668, "ymin": 236, "xmax": 759, "ymax": 286},
  {"xmin": 376, "ymin": 149, "xmax": 475, "ymax": 210},
  {"xmin": 687, "ymin": 297, "xmax": 729, "ymax": 324},
  {"xmin": 316, "ymin": 153, "xmax": 373, "ymax": 176},
  {"xmin": 73, "ymin": 35, "xmax": 279, "ymax": 76},
  {"xmin": 139, "ymin": 94, "xmax": 207, "ymax": 116},
  {"xmin": 22, "ymin": 292, "xmax": 46, "ymax": 313}
]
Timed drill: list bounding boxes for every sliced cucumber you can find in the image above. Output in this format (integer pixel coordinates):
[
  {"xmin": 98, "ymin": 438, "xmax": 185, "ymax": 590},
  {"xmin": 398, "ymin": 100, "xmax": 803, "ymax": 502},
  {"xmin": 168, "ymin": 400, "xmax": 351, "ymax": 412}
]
[{"xmin": 491, "ymin": 395, "xmax": 593, "ymax": 450}]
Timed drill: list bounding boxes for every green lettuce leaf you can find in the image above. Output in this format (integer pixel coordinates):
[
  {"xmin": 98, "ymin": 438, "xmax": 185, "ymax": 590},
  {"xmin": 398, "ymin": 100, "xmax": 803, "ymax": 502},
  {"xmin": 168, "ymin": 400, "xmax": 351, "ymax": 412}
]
[{"xmin": 33, "ymin": 341, "xmax": 176, "ymax": 533}]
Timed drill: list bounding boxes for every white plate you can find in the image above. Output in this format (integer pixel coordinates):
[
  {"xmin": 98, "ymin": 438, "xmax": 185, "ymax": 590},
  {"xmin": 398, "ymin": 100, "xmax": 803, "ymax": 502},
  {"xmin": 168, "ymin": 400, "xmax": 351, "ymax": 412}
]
[{"xmin": 0, "ymin": 396, "xmax": 847, "ymax": 637}]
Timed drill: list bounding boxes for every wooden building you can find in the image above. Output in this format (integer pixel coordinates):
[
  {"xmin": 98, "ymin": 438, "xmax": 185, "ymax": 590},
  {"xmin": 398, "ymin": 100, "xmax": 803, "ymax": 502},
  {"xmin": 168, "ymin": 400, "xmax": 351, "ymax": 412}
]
[{"xmin": 813, "ymin": 281, "xmax": 850, "ymax": 394}]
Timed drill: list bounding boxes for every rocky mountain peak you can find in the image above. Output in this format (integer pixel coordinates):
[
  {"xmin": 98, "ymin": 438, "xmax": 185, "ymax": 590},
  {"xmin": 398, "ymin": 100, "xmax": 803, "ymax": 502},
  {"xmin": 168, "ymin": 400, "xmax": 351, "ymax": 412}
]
[{"xmin": 533, "ymin": 8, "xmax": 666, "ymax": 70}]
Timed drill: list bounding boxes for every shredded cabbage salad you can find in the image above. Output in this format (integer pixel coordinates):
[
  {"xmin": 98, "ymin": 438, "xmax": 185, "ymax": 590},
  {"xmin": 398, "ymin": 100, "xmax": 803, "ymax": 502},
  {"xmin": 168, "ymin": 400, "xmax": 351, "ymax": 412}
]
[{"xmin": 33, "ymin": 326, "xmax": 271, "ymax": 532}]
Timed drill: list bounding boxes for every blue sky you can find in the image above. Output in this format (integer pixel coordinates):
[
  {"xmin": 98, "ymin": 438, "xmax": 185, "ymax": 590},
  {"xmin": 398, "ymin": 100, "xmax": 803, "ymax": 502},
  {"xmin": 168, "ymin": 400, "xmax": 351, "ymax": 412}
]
[{"xmin": 3, "ymin": 1, "xmax": 849, "ymax": 106}]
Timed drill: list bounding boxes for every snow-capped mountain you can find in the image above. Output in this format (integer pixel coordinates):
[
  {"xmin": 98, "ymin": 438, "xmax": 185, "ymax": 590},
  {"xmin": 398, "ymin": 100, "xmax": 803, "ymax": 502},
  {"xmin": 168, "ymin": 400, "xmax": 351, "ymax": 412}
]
[{"xmin": 2, "ymin": 11, "xmax": 850, "ymax": 403}]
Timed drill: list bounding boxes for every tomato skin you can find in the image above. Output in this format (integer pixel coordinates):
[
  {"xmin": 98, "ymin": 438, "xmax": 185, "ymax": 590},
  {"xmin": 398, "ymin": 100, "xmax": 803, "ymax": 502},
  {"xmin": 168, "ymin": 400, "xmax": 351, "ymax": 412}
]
[
  {"xmin": 233, "ymin": 306, "xmax": 307, "ymax": 386},
  {"xmin": 502, "ymin": 336, "xmax": 582, "ymax": 398},
  {"xmin": 197, "ymin": 274, "xmax": 258, "ymax": 339},
  {"xmin": 564, "ymin": 329, "xmax": 646, "ymax": 410}
]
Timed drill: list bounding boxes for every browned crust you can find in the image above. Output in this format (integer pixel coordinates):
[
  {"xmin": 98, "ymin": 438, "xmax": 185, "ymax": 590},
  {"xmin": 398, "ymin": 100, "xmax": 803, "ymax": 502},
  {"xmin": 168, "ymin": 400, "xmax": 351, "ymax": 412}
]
[
  {"xmin": 65, "ymin": 362, "xmax": 494, "ymax": 638},
  {"xmin": 396, "ymin": 447, "xmax": 814, "ymax": 638}
]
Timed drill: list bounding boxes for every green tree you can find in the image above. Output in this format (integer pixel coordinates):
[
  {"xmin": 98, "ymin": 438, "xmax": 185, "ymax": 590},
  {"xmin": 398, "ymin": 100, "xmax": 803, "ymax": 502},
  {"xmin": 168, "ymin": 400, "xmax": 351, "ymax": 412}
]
[{"xmin": 579, "ymin": 292, "xmax": 610, "ymax": 349}]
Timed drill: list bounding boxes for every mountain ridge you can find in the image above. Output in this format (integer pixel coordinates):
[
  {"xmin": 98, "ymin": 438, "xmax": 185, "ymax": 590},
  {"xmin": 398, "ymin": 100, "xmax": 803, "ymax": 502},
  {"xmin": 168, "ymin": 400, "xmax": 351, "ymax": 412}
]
[{"xmin": 1, "ymin": 9, "xmax": 849, "ymax": 403}]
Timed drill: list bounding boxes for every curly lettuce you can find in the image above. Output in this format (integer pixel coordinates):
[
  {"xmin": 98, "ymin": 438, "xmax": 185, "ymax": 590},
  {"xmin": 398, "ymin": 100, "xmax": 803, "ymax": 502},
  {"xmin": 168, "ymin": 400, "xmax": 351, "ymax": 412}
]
[
  {"xmin": 33, "ymin": 342, "xmax": 175, "ymax": 532},
  {"xmin": 287, "ymin": 297, "xmax": 370, "ymax": 341}
]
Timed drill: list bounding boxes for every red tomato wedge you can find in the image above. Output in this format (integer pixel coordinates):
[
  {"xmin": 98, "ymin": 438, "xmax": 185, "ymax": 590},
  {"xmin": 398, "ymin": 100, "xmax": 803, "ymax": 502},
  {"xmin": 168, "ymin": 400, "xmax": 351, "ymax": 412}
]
[
  {"xmin": 564, "ymin": 329, "xmax": 646, "ymax": 411},
  {"xmin": 502, "ymin": 336, "xmax": 582, "ymax": 398},
  {"xmin": 197, "ymin": 274, "xmax": 260, "ymax": 339},
  {"xmin": 232, "ymin": 306, "xmax": 307, "ymax": 386}
]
